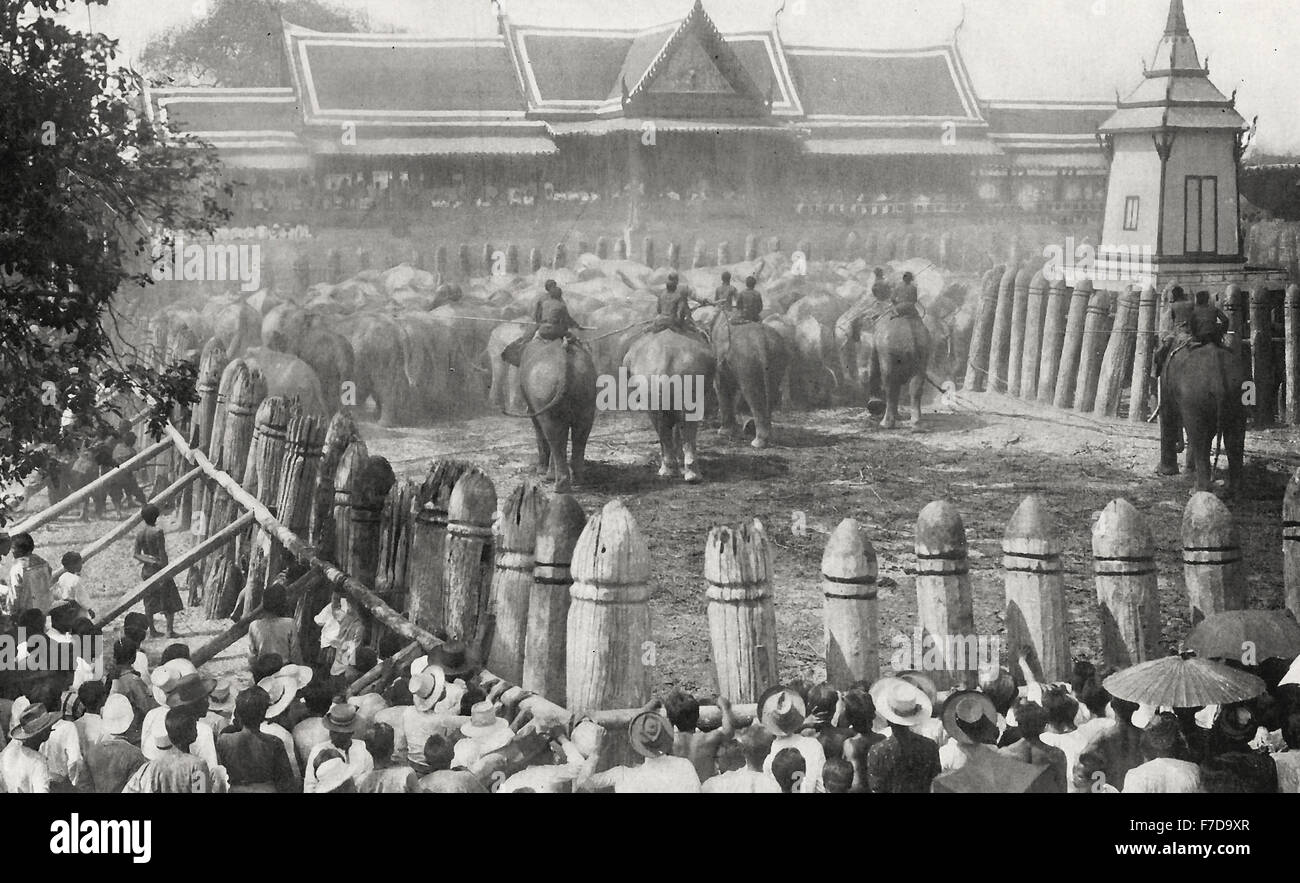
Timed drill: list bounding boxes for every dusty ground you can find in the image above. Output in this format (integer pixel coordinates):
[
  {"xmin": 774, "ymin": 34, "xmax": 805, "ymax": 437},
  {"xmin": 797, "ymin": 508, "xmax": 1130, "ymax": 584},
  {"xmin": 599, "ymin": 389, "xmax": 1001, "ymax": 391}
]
[{"xmin": 15, "ymin": 393, "xmax": 1299, "ymax": 696}]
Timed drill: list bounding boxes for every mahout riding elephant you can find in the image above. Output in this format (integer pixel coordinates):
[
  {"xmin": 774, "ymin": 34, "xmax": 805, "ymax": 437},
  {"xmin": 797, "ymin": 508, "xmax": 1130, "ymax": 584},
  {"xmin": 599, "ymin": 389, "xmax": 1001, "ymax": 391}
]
[
  {"xmin": 516, "ymin": 339, "xmax": 597, "ymax": 494},
  {"xmin": 710, "ymin": 313, "xmax": 789, "ymax": 448},
  {"xmin": 863, "ymin": 311, "xmax": 932, "ymax": 429},
  {"xmin": 1158, "ymin": 341, "xmax": 1246, "ymax": 495},
  {"xmin": 623, "ymin": 329, "xmax": 715, "ymax": 483}
]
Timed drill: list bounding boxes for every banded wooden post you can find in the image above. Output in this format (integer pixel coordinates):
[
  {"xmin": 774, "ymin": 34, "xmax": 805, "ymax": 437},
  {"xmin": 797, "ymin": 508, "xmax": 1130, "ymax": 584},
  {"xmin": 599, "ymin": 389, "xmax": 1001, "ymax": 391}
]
[
  {"xmin": 434, "ymin": 245, "xmax": 448, "ymax": 280},
  {"xmin": 350, "ymin": 456, "xmax": 396, "ymax": 644},
  {"xmin": 596, "ymin": 236, "xmax": 610, "ymax": 259},
  {"xmin": 239, "ymin": 397, "xmax": 294, "ymax": 614},
  {"xmin": 615, "ymin": 236, "xmax": 628, "ymax": 260},
  {"xmin": 406, "ymin": 460, "xmax": 472, "ymax": 633},
  {"xmin": 1019, "ymin": 270, "xmax": 1049, "ymax": 400},
  {"xmin": 717, "ymin": 241, "xmax": 731, "ymax": 267},
  {"xmin": 914, "ymin": 501, "xmax": 976, "ymax": 691},
  {"xmin": 190, "ymin": 357, "xmax": 239, "ymax": 603},
  {"xmin": 1183, "ymin": 492, "xmax": 1245, "ymax": 626},
  {"xmin": 988, "ymin": 262, "xmax": 1020, "ymax": 393},
  {"xmin": 505, "ymin": 244, "xmax": 520, "ymax": 275},
  {"xmin": 552, "ymin": 242, "xmax": 567, "ymax": 269},
  {"xmin": 705, "ymin": 519, "xmax": 778, "ymax": 703},
  {"xmin": 528, "ymin": 247, "xmax": 542, "ymax": 273},
  {"xmin": 308, "ymin": 413, "xmax": 358, "ymax": 564},
  {"xmin": 275, "ymin": 413, "xmax": 324, "ymax": 553},
  {"xmin": 457, "ymin": 243, "xmax": 471, "ymax": 279},
  {"xmin": 203, "ymin": 363, "xmax": 265, "ymax": 619},
  {"xmin": 744, "ymin": 233, "xmax": 758, "ymax": 262},
  {"xmin": 963, "ymin": 264, "xmax": 1004, "ymax": 392},
  {"xmin": 480, "ymin": 243, "xmax": 493, "ymax": 276},
  {"xmin": 1092, "ymin": 499, "xmax": 1161, "ymax": 668},
  {"xmin": 667, "ymin": 242, "xmax": 680, "ymax": 270},
  {"xmin": 1285, "ymin": 470, "xmax": 1300, "ymax": 619},
  {"xmin": 1054, "ymin": 279, "xmax": 1092, "ymax": 409},
  {"xmin": 1006, "ymin": 265, "xmax": 1034, "ymax": 397},
  {"xmin": 1222, "ymin": 284, "xmax": 1246, "ymax": 342},
  {"xmin": 443, "ymin": 468, "xmax": 496, "ymax": 649},
  {"xmin": 821, "ymin": 518, "xmax": 878, "ymax": 689},
  {"xmin": 566, "ymin": 499, "xmax": 651, "ymax": 716},
  {"xmin": 1128, "ymin": 285, "xmax": 1159, "ymax": 422},
  {"xmin": 1073, "ymin": 286, "xmax": 1111, "ymax": 412},
  {"xmin": 1250, "ymin": 287, "xmax": 1275, "ymax": 426},
  {"xmin": 642, "ymin": 237, "xmax": 655, "ymax": 268},
  {"xmin": 1287, "ymin": 286, "xmax": 1300, "ymax": 425},
  {"xmin": 191, "ymin": 339, "xmax": 228, "ymax": 525},
  {"xmin": 692, "ymin": 239, "xmax": 708, "ymax": 269},
  {"xmin": 375, "ymin": 478, "xmax": 417, "ymax": 616},
  {"xmin": 487, "ymin": 480, "xmax": 546, "ymax": 684},
  {"xmin": 523, "ymin": 494, "xmax": 586, "ymax": 704},
  {"xmin": 1094, "ymin": 286, "xmax": 1138, "ymax": 418},
  {"xmin": 292, "ymin": 254, "xmax": 310, "ymax": 294},
  {"xmin": 331, "ymin": 439, "xmax": 369, "ymax": 587},
  {"xmin": 1003, "ymin": 496, "xmax": 1069, "ymax": 683},
  {"xmin": 1036, "ymin": 278, "xmax": 1069, "ymax": 405}
]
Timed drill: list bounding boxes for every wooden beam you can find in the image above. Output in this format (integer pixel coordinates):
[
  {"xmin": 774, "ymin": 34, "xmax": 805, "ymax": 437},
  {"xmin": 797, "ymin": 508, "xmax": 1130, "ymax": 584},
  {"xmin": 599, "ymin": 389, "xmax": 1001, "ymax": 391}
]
[
  {"xmin": 9, "ymin": 438, "xmax": 172, "ymax": 536},
  {"xmin": 93, "ymin": 509, "xmax": 255, "ymax": 628},
  {"xmin": 162, "ymin": 423, "xmax": 441, "ymax": 654},
  {"xmin": 346, "ymin": 641, "xmax": 422, "ymax": 698},
  {"xmin": 50, "ymin": 467, "xmax": 202, "ymax": 582}
]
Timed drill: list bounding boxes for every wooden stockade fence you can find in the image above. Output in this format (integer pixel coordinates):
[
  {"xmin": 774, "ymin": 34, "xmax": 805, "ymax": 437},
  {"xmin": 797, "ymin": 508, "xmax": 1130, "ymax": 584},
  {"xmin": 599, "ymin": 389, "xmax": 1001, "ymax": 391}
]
[{"xmin": 963, "ymin": 258, "xmax": 1300, "ymax": 427}]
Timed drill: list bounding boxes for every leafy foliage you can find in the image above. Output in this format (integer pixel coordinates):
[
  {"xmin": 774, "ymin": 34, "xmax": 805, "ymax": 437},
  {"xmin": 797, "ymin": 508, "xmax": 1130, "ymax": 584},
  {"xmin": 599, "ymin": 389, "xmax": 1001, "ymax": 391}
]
[
  {"xmin": 0, "ymin": 0, "xmax": 229, "ymax": 523},
  {"xmin": 139, "ymin": 0, "xmax": 358, "ymax": 87}
]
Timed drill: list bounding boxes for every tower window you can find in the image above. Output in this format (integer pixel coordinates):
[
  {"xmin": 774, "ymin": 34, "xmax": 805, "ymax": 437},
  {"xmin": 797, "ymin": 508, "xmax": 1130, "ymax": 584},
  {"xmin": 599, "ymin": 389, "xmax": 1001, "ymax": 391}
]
[{"xmin": 1123, "ymin": 196, "xmax": 1140, "ymax": 231}]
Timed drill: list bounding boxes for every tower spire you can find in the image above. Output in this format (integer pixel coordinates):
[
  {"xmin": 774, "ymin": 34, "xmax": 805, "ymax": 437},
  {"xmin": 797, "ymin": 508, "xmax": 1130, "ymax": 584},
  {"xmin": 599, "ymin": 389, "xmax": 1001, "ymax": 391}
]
[{"xmin": 1164, "ymin": 0, "xmax": 1189, "ymax": 36}]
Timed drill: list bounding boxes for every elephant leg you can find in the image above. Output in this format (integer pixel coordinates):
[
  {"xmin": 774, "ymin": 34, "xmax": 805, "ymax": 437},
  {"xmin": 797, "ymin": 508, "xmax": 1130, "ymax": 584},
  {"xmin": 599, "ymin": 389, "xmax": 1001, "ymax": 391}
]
[
  {"xmin": 548, "ymin": 422, "xmax": 573, "ymax": 494},
  {"xmin": 879, "ymin": 365, "xmax": 899, "ymax": 429},
  {"xmin": 1157, "ymin": 383, "xmax": 1181, "ymax": 475},
  {"xmin": 908, "ymin": 373, "xmax": 925, "ymax": 428},
  {"xmin": 680, "ymin": 419, "xmax": 702, "ymax": 483},
  {"xmin": 570, "ymin": 408, "xmax": 593, "ymax": 486},
  {"xmin": 653, "ymin": 414, "xmax": 680, "ymax": 477},
  {"xmin": 716, "ymin": 370, "xmax": 739, "ymax": 439},
  {"xmin": 1224, "ymin": 422, "xmax": 1246, "ymax": 497},
  {"xmin": 1188, "ymin": 422, "xmax": 1214, "ymax": 492},
  {"xmin": 864, "ymin": 348, "xmax": 883, "ymax": 411},
  {"xmin": 531, "ymin": 417, "xmax": 551, "ymax": 477}
]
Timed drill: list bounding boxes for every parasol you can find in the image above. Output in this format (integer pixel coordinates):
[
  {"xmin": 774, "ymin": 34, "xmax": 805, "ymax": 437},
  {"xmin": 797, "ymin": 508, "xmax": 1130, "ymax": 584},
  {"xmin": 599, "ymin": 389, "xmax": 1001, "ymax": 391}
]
[
  {"xmin": 1102, "ymin": 652, "xmax": 1267, "ymax": 708},
  {"xmin": 1186, "ymin": 609, "xmax": 1300, "ymax": 662}
]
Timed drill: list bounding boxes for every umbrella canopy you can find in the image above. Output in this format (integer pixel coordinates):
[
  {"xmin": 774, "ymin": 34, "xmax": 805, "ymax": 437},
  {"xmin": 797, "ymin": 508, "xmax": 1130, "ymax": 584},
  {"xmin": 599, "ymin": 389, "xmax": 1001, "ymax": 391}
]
[
  {"xmin": 1103, "ymin": 653, "xmax": 1267, "ymax": 708},
  {"xmin": 1186, "ymin": 610, "xmax": 1300, "ymax": 662}
]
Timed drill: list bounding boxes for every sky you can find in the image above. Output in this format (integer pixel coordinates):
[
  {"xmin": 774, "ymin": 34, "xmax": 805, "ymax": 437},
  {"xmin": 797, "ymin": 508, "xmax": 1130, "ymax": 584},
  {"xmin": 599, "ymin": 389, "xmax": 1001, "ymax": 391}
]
[{"xmin": 59, "ymin": 0, "xmax": 1300, "ymax": 154}]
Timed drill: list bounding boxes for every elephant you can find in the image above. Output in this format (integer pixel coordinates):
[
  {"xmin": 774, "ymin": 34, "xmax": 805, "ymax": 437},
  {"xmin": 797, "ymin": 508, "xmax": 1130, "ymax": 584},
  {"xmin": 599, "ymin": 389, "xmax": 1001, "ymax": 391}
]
[
  {"xmin": 623, "ymin": 329, "xmax": 715, "ymax": 482},
  {"xmin": 864, "ymin": 312, "xmax": 933, "ymax": 429},
  {"xmin": 1158, "ymin": 342, "xmax": 1246, "ymax": 494},
  {"xmin": 516, "ymin": 339, "xmax": 597, "ymax": 493},
  {"xmin": 347, "ymin": 312, "xmax": 465, "ymax": 426},
  {"xmin": 486, "ymin": 321, "xmax": 527, "ymax": 413},
  {"xmin": 211, "ymin": 299, "xmax": 263, "ymax": 360},
  {"xmin": 787, "ymin": 315, "xmax": 839, "ymax": 408},
  {"xmin": 261, "ymin": 301, "xmax": 308, "ymax": 354},
  {"xmin": 710, "ymin": 314, "xmax": 789, "ymax": 448},
  {"xmin": 296, "ymin": 321, "xmax": 355, "ymax": 416},
  {"xmin": 240, "ymin": 346, "xmax": 330, "ymax": 417}
]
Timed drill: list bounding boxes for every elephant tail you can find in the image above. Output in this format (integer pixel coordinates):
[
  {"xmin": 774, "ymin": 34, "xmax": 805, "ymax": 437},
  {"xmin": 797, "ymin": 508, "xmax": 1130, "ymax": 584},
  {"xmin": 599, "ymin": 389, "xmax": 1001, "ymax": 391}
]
[{"xmin": 502, "ymin": 345, "xmax": 570, "ymax": 419}]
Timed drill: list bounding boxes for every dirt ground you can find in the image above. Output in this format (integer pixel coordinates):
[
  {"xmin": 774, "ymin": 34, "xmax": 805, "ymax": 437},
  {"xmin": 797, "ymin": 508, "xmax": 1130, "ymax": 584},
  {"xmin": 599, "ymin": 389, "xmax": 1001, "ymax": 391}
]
[{"xmin": 15, "ymin": 392, "xmax": 1299, "ymax": 697}]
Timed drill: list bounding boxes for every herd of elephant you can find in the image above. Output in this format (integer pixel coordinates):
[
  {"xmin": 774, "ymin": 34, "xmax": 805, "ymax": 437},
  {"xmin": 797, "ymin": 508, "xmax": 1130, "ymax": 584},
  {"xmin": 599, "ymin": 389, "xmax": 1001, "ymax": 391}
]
[{"xmin": 124, "ymin": 251, "xmax": 981, "ymax": 491}]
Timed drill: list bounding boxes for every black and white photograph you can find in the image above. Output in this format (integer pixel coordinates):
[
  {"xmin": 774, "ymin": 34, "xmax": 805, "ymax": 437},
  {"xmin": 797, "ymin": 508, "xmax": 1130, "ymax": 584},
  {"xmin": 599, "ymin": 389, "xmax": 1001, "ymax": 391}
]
[{"xmin": 1, "ymin": 0, "xmax": 1298, "ymax": 860}]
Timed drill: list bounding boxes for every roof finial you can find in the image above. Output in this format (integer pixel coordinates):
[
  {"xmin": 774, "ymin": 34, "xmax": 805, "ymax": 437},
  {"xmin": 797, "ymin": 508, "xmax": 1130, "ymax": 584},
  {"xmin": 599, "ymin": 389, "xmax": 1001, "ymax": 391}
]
[
  {"xmin": 1164, "ymin": 0, "xmax": 1189, "ymax": 36},
  {"xmin": 952, "ymin": 2, "xmax": 967, "ymax": 43}
]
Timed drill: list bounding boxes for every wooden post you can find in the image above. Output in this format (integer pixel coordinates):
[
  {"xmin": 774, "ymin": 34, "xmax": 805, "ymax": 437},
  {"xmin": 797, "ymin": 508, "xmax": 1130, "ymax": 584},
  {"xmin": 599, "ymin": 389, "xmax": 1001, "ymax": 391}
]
[
  {"xmin": 1006, "ymin": 265, "xmax": 1034, "ymax": 397},
  {"xmin": 1128, "ymin": 284, "xmax": 1159, "ymax": 423},
  {"xmin": 1222, "ymin": 284, "xmax": 1246, "ymax": 341},
  {"xmin": 293, "ymin": 254, "xmax": 310, "ymax": 294},
  {"xmin": 576, "ymin": 238, "xmax": 590, "ymax": 258},
  {"xmin": 1003, "ymin": 495, "xmax": 1069, "ymax": 684},
  {"xmin": 964, "ymin": 265, "xmax": 1004, "ymax": 392},
  {"xmin": 1036, "ymin": 278, "xmax": 1069, "ymax": 405},
  {"xmin": 239, "ymin": 397, "xmax": 293, "ymax": 614},
  {"xmin": 191, "ymin": 339, "xmax": 228, "ymax": 520},
  {"xmin": 375, "ymin": 478, "xmax": 417, "ymax": 617},
  {"xmin": 458, "ymin": 243, "xmax": 472, "ymax": 279},
  {"xmin": 203, "ymin": 362, "xmax": 265, "ymax": 618},
  {"xmin": 331, "ymin": 439, "xmax": 369, "ymax": 591},
  {"xmin": 744, "ymin": 234, "xmax": 758, "ymax": 262},
  {"xmin": 327, "ymin": 248, "xmax": 343, "ymax": 284},
  {"xmin": 1183, "ymin": 491, "xmax": 1245, "ymax": 626},
  {"xmin": 717, "ymin": 241, "xmax": 731, "ymax": 267},
  {"xmin": 1073, "ymin": 286, "xmax": 1111, "ymax": 412},
  {"xmin": 349, "ymin": 456, "xmax": 395, "ymax": 589},
  {"xmin": 615, "ymin": 236, "xmax": 628, "ymax": 260},
  {"xmin": 487, "ymin": 480, "xmax": 546, "ymax": 684},
  {"xmin": 406, "ymin": 460, "xmax": 472, "ymax": 633},
  {"xmin": 596, "ymin": 236, "xmax": 609, "ymax": 260},
  {"xmin": 95, "ymin": 510, "xmax": 256, "ymax": 628},
  {"xmin": 443, "ymin": 468, "xmax": 496, "ymax": 648},
  {"xmin": 691, "ymin": 239, "xmax": 707, "ymax": 269},
  {"xmin": 704, "ymin": 519, "xmax": 778, "ymax": 703},
  {"xmin": 481, "ymin": 242, "xmax": 494, "ymax": 276},
  {"xmin": 914, "ymin": 501, "xmax": 976, "ymax": 691},
  {"xmin": 767, "ymin": 236, "xmax": 781, "ymax": 255},
  {"xmin": 642, "ymin": 237, "xmax": 655, "ymax": 268},
  {"xmin": 309, "ymin": 413, "xmax": 358, "ymax": 565},
  {"xmin": 1092, "ymin": 498, "xmax": 1161, "ymax": 669},
  {"xmin": 1019, "ymin": 270, "xmax": 1048, "ymax": 400},
  {"xmin": 552, "ymin": 242, "xmax": 566, "ymax": 270},
  {"xmin": 505, "ymin": 244, "xmax": 520, "ymax": 275},
  {"xmin": 1093, "ymin": 286, "xmax": 1138, "ymax": 418},
  {"xmin": 1054, "ymin": 279, "xmax": 1091, "ymax": 409},
  {"xmin": 988, "ymin": 262, "xmax": 1020, "ymax": 393},
  {"xmin": 523, "ymin": 493, "xmax": 585, "ymax": 705},
  {"xmin": 434, "ymin": 245, "xmax": 448, "ymax": 280},
  {"xmin": 1250, "ymin": 287, "xmax": 1276, "ymax": 426},
  {"xmin": 566, "ymin": 499, "xmax": 650, "ymax": 715},
  {"xmin": 529, "ymin": 247, "xmax": 542, "ymax": 273},
  {"xmin": 357, "ymin": 249, "xmax": 372, "ymax": 272},
  {"xmin": 667, "ymin": 242, "xmax": 680, "ymax": 270},
  {"xmin": 821, "ymin": 518, "xmax": 878, "ymax": 689},
  {"xmin": 1285, "ymin": 469, "xmax": 1300, "ymax": 619}
]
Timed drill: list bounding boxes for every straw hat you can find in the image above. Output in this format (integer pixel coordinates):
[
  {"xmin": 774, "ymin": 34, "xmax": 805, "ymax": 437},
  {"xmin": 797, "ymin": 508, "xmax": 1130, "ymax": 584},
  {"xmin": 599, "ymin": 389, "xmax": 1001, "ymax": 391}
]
[
  {"xmin": 323, "ymin": 702, "xmax": 359, "ymax": 734},
  {"xmin": 870, "ymin": 678, "xmax": 933, "ymax": 727},
  {"xmin": 150, "ymin": 659, "xmax": 198, "ymax": 706},
  {"xmin": 313, "ymin": 755, "xmax": 353, "ymax": 793},
  {"xmin": 102, "ymin": 694, "xmax": 135, "ymax": 737},
  {"xmin": 627, "ymin": 711, "xmax": 674, "ymax": 758},
  {"xmin": 9, "ymin": 703, "xmax": 62, "ymax": 741},
  {"xmin": 460, "ymin": 701, "xmax": 512, "ymax": 753},
  {"xmin": 164, "ymin": 672, "xmax": 217, "ymax": 709},
  {"xmin": 757, "ymin": 686, "xmax": 807, "ymax": 737},
  {"xmin": 257, "ymin": 664, "xmax": 314, "ymax": 720},
  {"xmin": 409, "ymin": 664, "xmax": 448, "ymax": 713},
  {"xmin": 941, "ymin": 690, "xmax": 999, "ymax": 745}
]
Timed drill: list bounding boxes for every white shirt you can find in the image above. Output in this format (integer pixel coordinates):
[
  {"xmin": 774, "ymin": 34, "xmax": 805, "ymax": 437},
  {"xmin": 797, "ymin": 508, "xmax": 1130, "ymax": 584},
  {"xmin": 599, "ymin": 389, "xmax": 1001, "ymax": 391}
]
[
  {"xmin": 1273, "ymin": 751, "xmax": 1300, "ymax": 794},
  {"xmin": 0, "ymin": 740, "xmax": 52, "ymax": 793},
  {"xmin": 42, "ymin": 719, "xmax": 84, "ymax": 785},
  {"xmin": 261, "ymin": 722, "xmax": 301, "ymax": 779},
  {"xmin": 763, "ymin": 734, "xmax": 825, "ymax": 794},
  {"xmin": 701, "ymin": 767, "xmax": 781, "ymax": 794},
  {"xmin": 54, "ymin": 572, "xmax": 90, "ymax": 611},
  {"xmin": 1122, "ymin": 758, "xmax": 1202, "ymax": 794},
  {"xmin": 133, "ymin": 651, "xmax": 150, "ymax": 681},
  {"xmin": 140, "ymin": 707, "xmax": 219, "ymax": 771},
  {"xmin": 303, "ymin": 740, "xmax": 373, "ymax": 793},
  {"xmin": 586, "ymin": 754, "xmax": 701, "ymax": 794}
]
